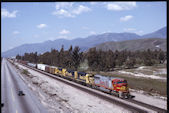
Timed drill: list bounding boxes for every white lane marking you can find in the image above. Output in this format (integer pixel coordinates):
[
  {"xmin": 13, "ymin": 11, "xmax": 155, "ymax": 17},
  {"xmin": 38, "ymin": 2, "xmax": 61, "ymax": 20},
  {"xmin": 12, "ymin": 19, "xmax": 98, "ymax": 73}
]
[
  {"xmin": 5, "ymin": 64, "xmax": 10, "ymax": 82},
  {"xmin": 16, "ymin": 110, "xmax": 18, "ymax": 113},
  {"xmin": 8, "ymin": 75, "xmax": 10, "ymax": 82},
  {"xmin": 11, "ymin": 88, "xmax": 15, "ymax": 102}
]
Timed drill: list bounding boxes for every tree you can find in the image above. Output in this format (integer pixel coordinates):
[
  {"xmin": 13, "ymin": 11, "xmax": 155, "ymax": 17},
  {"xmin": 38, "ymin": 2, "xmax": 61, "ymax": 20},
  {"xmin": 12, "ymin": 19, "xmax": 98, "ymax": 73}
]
[
  {"xmin": 125, "ymin": 57, "xmax": 136, "ymax": 68},
  {"xmin": 67, "ymin": 45, "xmax": 73, "ymax": 69},
  {"xmin": 158, "ymin": 49, "xmax": 165, "ymax": 63},
  {"xmin": 87, "ymin": 47, "xmax": 99, "ymax": 71},
  {"xmin": 59, "ymin": 45, "xmax": 65, "ymax": 67},
  {"xmin": 72, "ymin": 46, "xmax": 82, "ymax": 70},
  {"xmin": 16, "ymin": 54, "xmax": 21, "ymax": 60},
  {"xmin": 105, "ymin": 50, "xmax": 115, "ymax": 71}
]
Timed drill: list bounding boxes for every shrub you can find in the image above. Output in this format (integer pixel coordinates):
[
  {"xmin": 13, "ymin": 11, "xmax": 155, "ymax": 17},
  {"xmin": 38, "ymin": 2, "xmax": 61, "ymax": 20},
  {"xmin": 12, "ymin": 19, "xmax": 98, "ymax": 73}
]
[{"xmin": 22, "ymin": 69, "xmax": 29, "ymax": 75}]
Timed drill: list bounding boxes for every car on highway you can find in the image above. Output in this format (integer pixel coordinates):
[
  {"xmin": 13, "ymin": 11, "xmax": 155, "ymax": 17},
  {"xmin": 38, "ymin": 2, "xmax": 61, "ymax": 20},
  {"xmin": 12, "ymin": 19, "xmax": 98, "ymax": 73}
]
[{"xmin": 18, "ymin": 90, "xmax": 25, "ymax": 96}]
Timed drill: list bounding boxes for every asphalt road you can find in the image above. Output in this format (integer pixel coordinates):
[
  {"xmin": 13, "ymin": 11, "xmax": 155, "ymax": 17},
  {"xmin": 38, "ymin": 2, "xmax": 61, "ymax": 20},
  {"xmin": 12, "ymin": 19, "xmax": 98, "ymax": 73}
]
[{"xmin": 1, "ymin": 58, "xmax": 48, "ymax": 113}]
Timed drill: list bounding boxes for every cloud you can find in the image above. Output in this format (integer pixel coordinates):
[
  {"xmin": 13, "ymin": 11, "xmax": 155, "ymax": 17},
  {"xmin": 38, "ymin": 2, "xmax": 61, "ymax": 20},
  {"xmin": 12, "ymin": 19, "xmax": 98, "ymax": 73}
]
[
  {"xmin": 120, "ymin": 15, "xmax": 133, "ymax": 22},
  {"xmin": 90, "ymin": 2, "xmax": 97, "ymax": 5},
  {"xmin": 89, "ymin": 31, "xmax": 97, "ymax": 35},
  {"xmin": 52, "ymin": 9, "xmax": 74, "ymax": 17},
  {"xmin": 52, "ymin": 3, "xmax": 91, "ymax": 18},
  {"xmin": 101, "ymin": 30, "xmax": 112, "ymax": 34},
  {"xmin": 105, "ymin": 2, "xmax": 136, "ymax": 11},
  {"xmin": 49, "ymin": 37, "xmax": 55, "ymax": 41},
  {"xmin": 37, "ymin": 24, "xmax": 47, "ymax": 29},
  {"xmin": 56, "ymin": 35, "xmax": 73, "ymax": 40},
  {"xmin": 124, "ymin": 28, "xmax": 143, "ymax": 35},
  {"xmin": 13, "ymin": 31, "xmax": 20, "ymax": 35},
  {"xmin": 124, "ymin": 28, "xmax": 136, "ymax": 31},
  {"xmin": 55, "ymin": 2, "xmax": 74, "ymax": 10},
  {"xmin": 72, "ymin": 5, "xmax": 91, "ymax": 15},
  {"xmin": 1, "ymin": 8, "xmax": 18, "ymax": 18},
  {"xmin": 136, "ymin": 30, "xmax": 143, "ymax": 34},
  {"xmin": 59, "ymin": 29, "xmax": 70, "ymax": 35}
]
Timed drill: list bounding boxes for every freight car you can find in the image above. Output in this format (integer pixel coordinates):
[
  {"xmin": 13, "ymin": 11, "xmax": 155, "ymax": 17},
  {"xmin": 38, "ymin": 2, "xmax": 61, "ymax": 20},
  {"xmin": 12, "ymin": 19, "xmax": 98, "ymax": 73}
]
[
  {"xmin": 37, "ymin": 64, "xmax": 47, "ymax": 71},
  {"xmin": 27, "ymin": 63, "xmax": 36, "ymax": 68},
  {"xmin": 20, "ymin": 60, "xmax": 29, "ymax": 65},
  {"xmin": 45, "ymin": 65, "xmax": 50, "ymax": 73},
  {"xmin": 49, "ymin": 66, "xmax": 57, "ymax": 74}
]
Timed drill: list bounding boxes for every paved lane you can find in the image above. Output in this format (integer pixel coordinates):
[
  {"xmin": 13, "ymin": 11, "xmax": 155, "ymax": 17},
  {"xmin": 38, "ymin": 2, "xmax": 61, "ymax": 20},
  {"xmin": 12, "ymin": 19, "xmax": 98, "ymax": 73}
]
[{"xmin": 1, "ymin": 58, "xmax": 48, "ymax": 113}]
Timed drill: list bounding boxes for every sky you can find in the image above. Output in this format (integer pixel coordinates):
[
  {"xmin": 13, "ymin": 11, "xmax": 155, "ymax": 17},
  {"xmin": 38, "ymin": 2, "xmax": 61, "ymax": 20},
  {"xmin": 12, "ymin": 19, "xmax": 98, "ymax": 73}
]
[{"xmin": 1, "ymin": 2, "xmax": 167, "ymax": 52}]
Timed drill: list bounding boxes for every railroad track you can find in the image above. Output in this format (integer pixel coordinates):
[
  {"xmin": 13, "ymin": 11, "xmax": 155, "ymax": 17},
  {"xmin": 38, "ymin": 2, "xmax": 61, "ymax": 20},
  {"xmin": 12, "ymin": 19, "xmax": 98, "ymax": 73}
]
[
  {"xmin": 127, "ymin": 99, "xmax": 167, "ymax": 113},
  {"xmin": 11, "ymin": 61, "xmax": 167, "ymax": 113}
]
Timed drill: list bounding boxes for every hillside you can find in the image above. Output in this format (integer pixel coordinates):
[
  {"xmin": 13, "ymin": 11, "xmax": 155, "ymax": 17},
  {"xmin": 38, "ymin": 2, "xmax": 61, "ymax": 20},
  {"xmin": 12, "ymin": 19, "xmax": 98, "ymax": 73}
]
[
  {"xmin": 142, "ymin": 26, "xmax": 166, "ymax": 38},
  {"xmin": 94, "ymin": 38, "xmax": 166, "ymax": 51}
]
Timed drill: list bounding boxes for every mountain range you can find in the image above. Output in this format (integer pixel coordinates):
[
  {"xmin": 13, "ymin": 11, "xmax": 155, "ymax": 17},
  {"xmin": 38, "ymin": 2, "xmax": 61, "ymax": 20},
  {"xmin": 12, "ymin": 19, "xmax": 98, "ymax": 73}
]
[
  {"xmin": 2, "ymin": 26, "xmax": 166, "ymax": 57},
  {"xmin": 94, "ymin": 38, "xmax": 166, "ymax": 52}
]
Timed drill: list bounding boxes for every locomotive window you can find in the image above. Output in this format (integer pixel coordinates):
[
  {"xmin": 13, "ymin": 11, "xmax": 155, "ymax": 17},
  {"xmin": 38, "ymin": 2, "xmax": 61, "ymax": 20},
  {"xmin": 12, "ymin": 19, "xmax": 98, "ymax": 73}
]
[
  {"xmin": 117, "ymin": 80, "xmax": 127, "ymax": 84},
  {"xmin": 94, "ymin": 76, "xmax": 100, "ymax": 79},
  {"xmin": 117, "ymin": 81, "xmax": 123, "ymax": 84},
  {"xmin": 124, "ymin": 80, "xmax": 127, "ymax": 83}
]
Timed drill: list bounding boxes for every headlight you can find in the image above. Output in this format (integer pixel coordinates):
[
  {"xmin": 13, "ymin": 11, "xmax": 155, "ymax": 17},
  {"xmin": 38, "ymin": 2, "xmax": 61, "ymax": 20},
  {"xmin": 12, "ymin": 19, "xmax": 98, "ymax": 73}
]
[{"xmin": 121, "ymin": 86, "xmax": 126, "ymax": 90}]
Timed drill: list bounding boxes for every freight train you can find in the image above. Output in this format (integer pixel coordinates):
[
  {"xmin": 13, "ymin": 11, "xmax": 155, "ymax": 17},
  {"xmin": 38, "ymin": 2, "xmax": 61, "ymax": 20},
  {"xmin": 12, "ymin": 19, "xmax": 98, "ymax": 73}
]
[{"xmin": 15, "ymin": 59, "xmax": 130, "ymax": 99}]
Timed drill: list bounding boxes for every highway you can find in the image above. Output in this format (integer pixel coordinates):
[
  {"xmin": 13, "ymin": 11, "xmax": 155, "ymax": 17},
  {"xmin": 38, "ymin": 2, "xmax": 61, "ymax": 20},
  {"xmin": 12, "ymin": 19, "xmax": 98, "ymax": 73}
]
[{"xmin": 1, "ymin": 58, "xmax": 48, "ymax": 113}]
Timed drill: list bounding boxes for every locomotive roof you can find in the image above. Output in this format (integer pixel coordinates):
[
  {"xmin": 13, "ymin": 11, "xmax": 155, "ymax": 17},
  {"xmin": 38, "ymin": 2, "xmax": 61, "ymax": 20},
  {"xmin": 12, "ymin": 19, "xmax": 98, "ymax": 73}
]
[
  {"xmin": 58, "ymin": 67, "xmax": 62, "ymax": 70},
  {"xmin": 50, "ymin": 66, "xmax": 58, "ymax": 68},
  {"xmin": 37, "ymin": 63, "xmax": 48, "ymax": 66},
  {"xmin": 94, "ymin": 74, "xmax": 125, "ymax": 80},
  {"xmin": 78, "ymin": 72, "xmax": 87, "ymax": 76},
  {"xmin": 67, "ymin": 70, "xmax": 74, "ymax": 73},
  {"xmin": 28, "ymin": 62, "xmax": 36, "ymax": 64}
]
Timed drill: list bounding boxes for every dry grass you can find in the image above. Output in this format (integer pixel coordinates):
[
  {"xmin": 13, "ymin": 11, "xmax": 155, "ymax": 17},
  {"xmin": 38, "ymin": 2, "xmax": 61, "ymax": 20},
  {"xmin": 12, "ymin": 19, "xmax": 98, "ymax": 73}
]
[
  {"xmin": 116, "ymin": 65, "xmax": 167, "ymax": 77},
  {"xmin": 22, "ymin": 69, "xmax": 29, "ymax": 75},
  {"xmin": 15, "ymin": 65, "xmax": 19, "ymax": 69}
]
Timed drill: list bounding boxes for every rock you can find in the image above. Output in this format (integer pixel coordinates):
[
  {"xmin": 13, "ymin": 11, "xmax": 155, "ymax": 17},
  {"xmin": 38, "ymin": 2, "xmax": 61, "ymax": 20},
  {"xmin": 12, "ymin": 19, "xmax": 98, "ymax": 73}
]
[{"xmin": 32, "ymin": 77, "xmax": 43, "ymax": 85}]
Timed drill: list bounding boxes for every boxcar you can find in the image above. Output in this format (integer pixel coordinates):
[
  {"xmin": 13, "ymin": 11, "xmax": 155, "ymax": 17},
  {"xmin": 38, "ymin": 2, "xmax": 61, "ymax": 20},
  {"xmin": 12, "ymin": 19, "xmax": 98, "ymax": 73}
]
[
  {"xmin": 27, "ymin": 63, "xmax": 36, "ymax": 68},
  {"xmin": 21, "ymin": 61, "xmax": 28, "ymax": 65},
  {"xmin": 49, "ymin": 66, "xmax": 57, "ymax": 74},
  {"xmin": 45, "ymin": 65, "xmax": 50, "ymax": 73},
  {"xmin": 37, "ymin": 64, "xmax": 47, "ymax": 71}
]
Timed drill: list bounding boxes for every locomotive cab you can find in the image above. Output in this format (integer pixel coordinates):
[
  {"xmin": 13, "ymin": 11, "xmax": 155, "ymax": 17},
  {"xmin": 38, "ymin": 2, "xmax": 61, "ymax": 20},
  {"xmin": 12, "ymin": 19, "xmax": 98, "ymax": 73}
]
[{"xmin": 113, "ymin": 79, "xmax": 130, "ymax": 99}]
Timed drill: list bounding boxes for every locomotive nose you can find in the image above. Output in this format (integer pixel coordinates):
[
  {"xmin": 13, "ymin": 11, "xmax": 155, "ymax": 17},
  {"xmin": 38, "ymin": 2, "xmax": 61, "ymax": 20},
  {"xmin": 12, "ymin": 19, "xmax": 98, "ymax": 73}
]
[
  {"xmin": 119, "ymin": 83, "xmax": 127, "ymax": 87},
  {"xmin": 120, "ymin": 86, "xmax": 126, "ymax": 90},
  {"xmin": 120, "ymin": 83, "xmax": 128, "ymax": 91}
]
